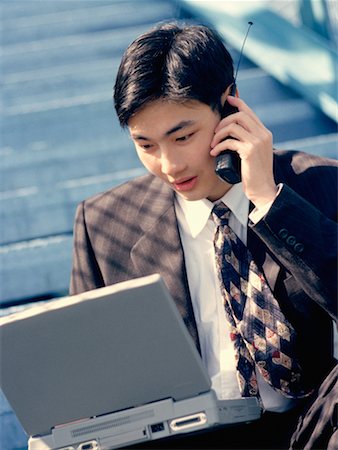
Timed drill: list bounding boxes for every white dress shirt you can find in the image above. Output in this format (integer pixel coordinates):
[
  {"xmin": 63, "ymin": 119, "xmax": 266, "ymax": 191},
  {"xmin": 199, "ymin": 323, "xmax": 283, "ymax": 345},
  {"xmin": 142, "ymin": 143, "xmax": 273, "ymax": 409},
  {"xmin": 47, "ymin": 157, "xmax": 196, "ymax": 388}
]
[{"xmin": 175, "ymin": 183, "xmax": 297, "ymax": 412}]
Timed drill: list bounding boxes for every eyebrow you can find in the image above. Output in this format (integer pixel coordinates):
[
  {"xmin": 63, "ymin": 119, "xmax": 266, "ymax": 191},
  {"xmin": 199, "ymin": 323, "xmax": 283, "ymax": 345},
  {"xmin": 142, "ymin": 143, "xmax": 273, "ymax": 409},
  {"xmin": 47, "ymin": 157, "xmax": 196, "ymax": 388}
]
[{"xmin": 132, "ymin": 120, "xmax": 196, "ymax": 141}]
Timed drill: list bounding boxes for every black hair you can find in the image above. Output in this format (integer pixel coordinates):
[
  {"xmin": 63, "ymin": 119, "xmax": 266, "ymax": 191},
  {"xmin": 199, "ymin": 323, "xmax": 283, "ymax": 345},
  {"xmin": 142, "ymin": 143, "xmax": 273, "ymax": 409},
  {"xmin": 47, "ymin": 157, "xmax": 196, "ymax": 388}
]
[{"xmin": 113, "ymin": 22, "xmax": 234, "ymax": 127}]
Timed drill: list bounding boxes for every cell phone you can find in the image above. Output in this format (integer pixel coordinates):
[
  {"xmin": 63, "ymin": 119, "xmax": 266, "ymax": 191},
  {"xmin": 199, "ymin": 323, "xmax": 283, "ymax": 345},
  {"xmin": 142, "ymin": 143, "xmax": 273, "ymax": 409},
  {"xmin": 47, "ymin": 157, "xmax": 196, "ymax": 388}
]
[
  {"xmin": 214, "ymin": 22, "xmax": 253, "ymax": 185},
  {"xmin": 215, "ymin": 83, "xmax": 241, "ymax": 184}
]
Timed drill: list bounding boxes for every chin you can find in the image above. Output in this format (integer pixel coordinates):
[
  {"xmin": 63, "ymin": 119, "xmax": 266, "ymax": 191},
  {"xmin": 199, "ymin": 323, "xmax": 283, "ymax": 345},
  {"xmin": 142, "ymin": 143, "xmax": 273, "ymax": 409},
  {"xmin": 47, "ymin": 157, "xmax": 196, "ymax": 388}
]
[{"xmin": 176, "ymin": 191, "xmax": 207, "ymax": 202}]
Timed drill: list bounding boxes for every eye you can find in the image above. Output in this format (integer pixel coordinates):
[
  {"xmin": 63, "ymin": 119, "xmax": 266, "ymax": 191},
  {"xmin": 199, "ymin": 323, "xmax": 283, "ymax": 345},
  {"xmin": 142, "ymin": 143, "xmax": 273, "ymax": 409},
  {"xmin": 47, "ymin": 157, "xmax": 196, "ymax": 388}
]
[
  {"xmin": 140, "ymin": 143, "xmax": 153, "ymax": 150},
  {"xmin": 176, "ymin": 132, "xmax": 194, "ymax": 142},
  {"xmin": 135, "ymin": 141, "xmax": 155, "ymax": 152}
]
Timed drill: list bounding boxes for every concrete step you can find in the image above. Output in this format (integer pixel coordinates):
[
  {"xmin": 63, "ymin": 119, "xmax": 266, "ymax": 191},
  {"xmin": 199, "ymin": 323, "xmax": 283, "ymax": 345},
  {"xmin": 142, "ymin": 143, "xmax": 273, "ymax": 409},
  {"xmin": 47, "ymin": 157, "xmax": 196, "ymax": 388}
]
[
  {"xmin": 2, "ymin": 100, "xmax": 117, "ymax": 156},
  {"xmin": 0, "ymin": 139, "xmax": 135, "ymax": 190},
  {"xmin": 0, "ymin": 234, "xmax": 72, "ymax": 307},
  {"xmin": 3, "ymin": 57, "xmax": 120, "ymax": 109},
  {"xmin": 2, "ymin": 1, "xmax": 177, "ymax": 45},
  {"xmin": 276, "ymin": 132, "xmax": 338, "ymax": 158},
  {"xmin": 1, "ymin": 0, "xmax": 110, "ymax": 19},
  {"xmin": 0, "ymin": 166, "xmax": 146, "ymax": 245},
  {"xmin": 2, "ymin": 24, "xmax": 160, "ymax": 75}
]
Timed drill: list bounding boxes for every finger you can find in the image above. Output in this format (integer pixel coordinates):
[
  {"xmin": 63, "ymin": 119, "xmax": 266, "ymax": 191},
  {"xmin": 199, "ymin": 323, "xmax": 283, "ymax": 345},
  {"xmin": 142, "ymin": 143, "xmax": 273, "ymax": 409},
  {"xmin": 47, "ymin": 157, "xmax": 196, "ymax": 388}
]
[
  {"xmin": 210, "ymin": 138, "xmax": 243, "ymax": 157},
  {"xmin": 215, "ymin": 110, "xmax": 262, "ymax": 138},
  {"xmin": 227, "ymin": 96, "xmax": 258, "ymax": 118},
  {"xmin": 229, "ymin": 96, "xmax": 265, "ymax": 129},
  {"xmin": 210, "ymin": 126, "xmax": 252, "ymax": 156},
  {"xmin": 214, "ymin": 112, "xmax": 267, "ymax": 150},
  {"xmin": 215, "ymin": 96, "xmax": 261, "ymax": 132},
  {"xmin": 211, "ymin": 121, "xmax": 253, "ymax": 149}
]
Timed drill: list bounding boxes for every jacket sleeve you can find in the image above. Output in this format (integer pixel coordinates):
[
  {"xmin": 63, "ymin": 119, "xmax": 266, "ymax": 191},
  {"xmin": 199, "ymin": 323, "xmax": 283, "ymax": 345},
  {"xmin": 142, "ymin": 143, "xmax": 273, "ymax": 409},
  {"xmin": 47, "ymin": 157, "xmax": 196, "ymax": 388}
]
[
  {"xmin": 251, "ymin": 184, "xmax": 337, "ymax": 320},
  {"xmin": 69, "ymin": 201, "xmax": 104, "ymax": 295}
]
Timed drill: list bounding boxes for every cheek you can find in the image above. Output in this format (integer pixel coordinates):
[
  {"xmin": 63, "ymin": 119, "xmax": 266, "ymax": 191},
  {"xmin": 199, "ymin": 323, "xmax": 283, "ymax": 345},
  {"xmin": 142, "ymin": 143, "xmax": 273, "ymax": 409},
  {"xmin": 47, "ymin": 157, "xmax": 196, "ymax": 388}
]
[
  {"xmin": 136, "ymin": 151, "xmax": 162, "ymax": 176},
  {"xmin": 197, "ymin": 129, "xmax": 215, "ymax": 154},
  {"xmin": 194, "ymin": 137, "xmax": 215, "ymax": 165}
]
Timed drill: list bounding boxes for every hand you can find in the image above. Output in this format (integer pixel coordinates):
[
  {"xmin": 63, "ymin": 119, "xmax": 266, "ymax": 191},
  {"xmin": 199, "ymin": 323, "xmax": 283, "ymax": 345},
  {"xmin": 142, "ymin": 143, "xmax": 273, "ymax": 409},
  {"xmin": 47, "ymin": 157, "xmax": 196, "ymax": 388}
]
[{"xmin": 210, "ymin": 96, "xmax": 278, "ymax": 209}]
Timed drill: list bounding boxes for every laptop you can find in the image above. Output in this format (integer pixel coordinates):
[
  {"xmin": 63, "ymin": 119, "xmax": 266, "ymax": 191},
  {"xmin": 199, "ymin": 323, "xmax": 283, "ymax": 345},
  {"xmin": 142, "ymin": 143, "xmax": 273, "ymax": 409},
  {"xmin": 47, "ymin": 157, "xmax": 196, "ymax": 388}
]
[{"xmin": 0, "ymin": 274, "xmax": 261, "ymax": 450}]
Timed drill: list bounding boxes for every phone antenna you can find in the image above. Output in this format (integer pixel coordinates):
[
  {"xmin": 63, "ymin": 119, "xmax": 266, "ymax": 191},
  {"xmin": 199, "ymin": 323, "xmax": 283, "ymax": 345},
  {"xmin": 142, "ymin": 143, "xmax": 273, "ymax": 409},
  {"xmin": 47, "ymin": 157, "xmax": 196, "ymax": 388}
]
[{"xmin": 234, "ymin": 21, "xmax": 253, "ymax": 83}]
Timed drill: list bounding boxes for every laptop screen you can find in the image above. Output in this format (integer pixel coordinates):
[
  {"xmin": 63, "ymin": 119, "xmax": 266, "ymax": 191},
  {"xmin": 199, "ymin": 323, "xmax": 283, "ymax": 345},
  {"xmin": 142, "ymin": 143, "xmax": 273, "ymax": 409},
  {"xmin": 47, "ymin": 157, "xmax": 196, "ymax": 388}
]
[{"xmin": 0, "ymin": 274, "xmax": 210, "ymax": 437}]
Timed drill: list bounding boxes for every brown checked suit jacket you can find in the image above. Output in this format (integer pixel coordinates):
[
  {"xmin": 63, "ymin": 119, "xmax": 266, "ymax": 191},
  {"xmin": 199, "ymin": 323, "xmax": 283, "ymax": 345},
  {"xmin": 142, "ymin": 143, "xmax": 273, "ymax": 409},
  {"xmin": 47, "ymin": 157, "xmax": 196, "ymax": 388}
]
[{"xmin": 70, "ymin": 150, "xmax": 337, "ymax": 392}]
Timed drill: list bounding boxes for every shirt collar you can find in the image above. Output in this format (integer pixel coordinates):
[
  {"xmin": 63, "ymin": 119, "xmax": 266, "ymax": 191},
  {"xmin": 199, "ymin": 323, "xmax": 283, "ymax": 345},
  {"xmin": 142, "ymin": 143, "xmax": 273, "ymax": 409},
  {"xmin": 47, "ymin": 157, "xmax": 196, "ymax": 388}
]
[{"xmin": 175, "ymin": 183, "xmax": 249, "ymax": 238}]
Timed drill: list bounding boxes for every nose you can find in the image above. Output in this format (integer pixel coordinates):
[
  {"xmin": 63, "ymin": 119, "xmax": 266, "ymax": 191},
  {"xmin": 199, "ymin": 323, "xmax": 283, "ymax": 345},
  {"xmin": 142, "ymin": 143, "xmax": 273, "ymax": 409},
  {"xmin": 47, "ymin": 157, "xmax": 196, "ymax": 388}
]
[{"xmin": 160, "ymin": 146, "xmax": 186, "ymax": 178}]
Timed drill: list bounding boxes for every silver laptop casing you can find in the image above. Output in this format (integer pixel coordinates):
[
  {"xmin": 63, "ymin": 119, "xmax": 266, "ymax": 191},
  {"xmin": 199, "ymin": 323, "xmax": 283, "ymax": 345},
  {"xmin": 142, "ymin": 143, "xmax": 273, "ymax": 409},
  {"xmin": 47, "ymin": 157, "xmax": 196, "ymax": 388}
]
[{"xmin": 1, "ymin": 274, "xmax": 261, "ymax": 449}]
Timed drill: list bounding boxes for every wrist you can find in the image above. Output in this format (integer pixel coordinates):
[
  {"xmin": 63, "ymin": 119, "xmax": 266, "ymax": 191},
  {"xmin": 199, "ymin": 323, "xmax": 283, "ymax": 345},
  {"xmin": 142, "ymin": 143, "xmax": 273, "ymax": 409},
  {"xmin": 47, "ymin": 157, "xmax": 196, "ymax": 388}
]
[
  {"xmin": 249, "ymin": 184, "xmax": 283, "ymax": 224},
  {"xmin": 250, "ymin": 185, "xmax": 279, "ymax": 210}
]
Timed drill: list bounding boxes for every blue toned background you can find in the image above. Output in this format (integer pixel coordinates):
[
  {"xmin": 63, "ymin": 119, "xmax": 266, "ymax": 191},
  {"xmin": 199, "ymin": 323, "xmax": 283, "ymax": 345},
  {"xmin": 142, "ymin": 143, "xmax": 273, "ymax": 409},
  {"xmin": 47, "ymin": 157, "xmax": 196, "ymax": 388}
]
[{"xmin": 1, "ymin": 1, "xmax": 337, "ymax": 449}]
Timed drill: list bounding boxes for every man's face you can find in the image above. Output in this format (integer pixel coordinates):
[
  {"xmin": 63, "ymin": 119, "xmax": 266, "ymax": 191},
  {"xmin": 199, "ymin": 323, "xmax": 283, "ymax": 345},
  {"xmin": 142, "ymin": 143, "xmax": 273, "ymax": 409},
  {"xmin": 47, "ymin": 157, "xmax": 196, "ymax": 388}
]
[{"xmin": 128, "ymin": 99, "xmax": 231, "ymax": 201}]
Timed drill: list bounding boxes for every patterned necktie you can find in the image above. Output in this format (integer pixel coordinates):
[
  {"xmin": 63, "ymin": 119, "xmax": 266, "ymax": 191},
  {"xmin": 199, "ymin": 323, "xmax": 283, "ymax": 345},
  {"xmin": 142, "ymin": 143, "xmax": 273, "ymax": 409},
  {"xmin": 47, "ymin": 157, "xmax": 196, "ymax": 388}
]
[{"xmin": 212, "ymin": 201, "xmax": 308, "ymax": 398}]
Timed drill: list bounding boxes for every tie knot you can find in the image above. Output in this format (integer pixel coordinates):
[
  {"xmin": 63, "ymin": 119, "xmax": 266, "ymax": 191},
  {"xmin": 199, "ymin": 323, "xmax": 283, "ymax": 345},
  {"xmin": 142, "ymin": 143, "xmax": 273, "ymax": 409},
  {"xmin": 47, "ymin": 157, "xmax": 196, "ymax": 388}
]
[{"xmin": 212, "ymin": 202, "xmax": 231, "ymax": 226}]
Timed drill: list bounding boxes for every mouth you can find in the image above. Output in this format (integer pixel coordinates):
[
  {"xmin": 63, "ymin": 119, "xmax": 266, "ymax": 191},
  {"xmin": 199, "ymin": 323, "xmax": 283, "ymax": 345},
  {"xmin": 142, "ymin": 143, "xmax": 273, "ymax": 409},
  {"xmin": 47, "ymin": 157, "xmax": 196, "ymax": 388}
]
[{"xmin": 173, "ymin": 176, "xmax": 198, "ymax": 192}]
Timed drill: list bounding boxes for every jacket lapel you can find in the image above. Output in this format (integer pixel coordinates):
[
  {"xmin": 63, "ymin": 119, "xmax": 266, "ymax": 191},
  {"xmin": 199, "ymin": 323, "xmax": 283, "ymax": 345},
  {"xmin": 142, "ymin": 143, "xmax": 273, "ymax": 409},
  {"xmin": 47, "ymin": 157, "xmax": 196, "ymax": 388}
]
[{"xmin": 130, "ymin": 179, "xmax": 200, "ymax": 350}]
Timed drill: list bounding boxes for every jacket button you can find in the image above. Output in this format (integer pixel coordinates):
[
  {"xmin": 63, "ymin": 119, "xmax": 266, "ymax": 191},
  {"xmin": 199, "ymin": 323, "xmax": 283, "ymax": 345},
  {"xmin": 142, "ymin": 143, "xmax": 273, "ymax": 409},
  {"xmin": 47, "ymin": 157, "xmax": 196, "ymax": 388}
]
[
  {"xmin": 286, "ymin": 235, "xmax": 297, "ymax": 246},
  {"xmin": 294, "ymin": 243, "xmax": 304, "ymax": 253},
  {"xmin": 278, "ymin": 228, "xmax": 288, "ymax": 239}
]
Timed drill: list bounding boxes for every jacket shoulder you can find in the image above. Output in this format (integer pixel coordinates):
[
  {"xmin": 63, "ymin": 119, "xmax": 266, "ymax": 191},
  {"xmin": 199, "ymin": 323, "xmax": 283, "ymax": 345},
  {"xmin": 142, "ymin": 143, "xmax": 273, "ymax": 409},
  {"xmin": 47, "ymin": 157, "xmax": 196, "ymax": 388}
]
[
  {"xmin": 273, "ymin": 149, "xmax": 338, "ymax": 172},
  {"xmin": 82, "ymin": 173, "xmax": 158, "ymax": 209},
  {"xmin": 273, "ymin": 149, "xmax": 338, "ymax": 219}
]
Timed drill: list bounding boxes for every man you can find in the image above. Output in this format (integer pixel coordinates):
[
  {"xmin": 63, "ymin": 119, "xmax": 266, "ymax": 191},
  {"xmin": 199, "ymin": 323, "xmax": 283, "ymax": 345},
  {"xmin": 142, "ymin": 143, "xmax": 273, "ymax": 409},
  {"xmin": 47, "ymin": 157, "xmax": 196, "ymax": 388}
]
[{"xmin": 70, "ymin": 22, "xmax": 337, "ymax": 449}]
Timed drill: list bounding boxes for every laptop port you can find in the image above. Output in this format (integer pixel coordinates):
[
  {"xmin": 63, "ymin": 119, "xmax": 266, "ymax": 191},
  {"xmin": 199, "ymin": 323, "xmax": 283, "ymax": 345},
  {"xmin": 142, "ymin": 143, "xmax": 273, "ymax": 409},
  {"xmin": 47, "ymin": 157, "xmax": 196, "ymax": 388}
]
[
  {"xmin": 151, "ymin": 422, "xmax": 165, "ymax": 433},
  {"xmin": 77, "ymin": 441, "xmax": 99, "ymax": 450},
  {"xmin": 169, "ymin": 412, "xmax": 207, "ymax": 432}
]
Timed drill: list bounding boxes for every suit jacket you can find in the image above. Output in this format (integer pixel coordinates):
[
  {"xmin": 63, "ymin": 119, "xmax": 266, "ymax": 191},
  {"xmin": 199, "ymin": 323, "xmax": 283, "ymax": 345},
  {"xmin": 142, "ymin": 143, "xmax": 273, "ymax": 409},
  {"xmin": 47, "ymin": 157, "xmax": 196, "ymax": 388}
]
[{"xmin": 70, "ymin": 150, "xmax": 337, "ymax": 392}]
